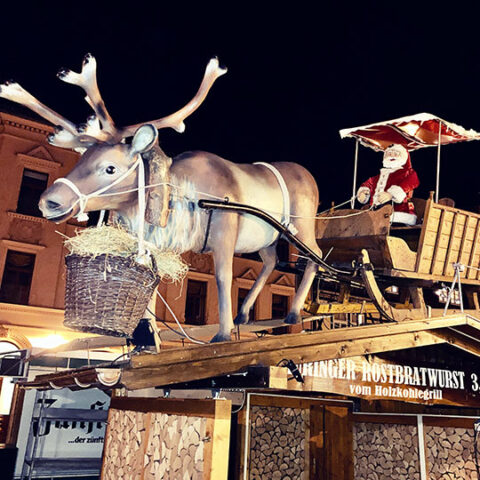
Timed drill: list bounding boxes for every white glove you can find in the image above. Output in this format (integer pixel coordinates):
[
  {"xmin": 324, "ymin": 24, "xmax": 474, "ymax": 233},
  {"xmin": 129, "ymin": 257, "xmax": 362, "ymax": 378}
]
[
  {"xmin": 357, "ymin": 188, "xmax": 370, "ymax": 204},
  {"xmin": 376, "ymin": 191, "xmax": 392, "ymax": 205}
]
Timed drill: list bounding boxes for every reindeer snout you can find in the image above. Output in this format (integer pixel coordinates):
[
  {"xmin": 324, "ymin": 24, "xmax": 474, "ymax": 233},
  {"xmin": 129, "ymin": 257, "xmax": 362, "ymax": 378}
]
[{"xmin": 38, "ymin": 190, "xmax": 74, "ymax": 222}]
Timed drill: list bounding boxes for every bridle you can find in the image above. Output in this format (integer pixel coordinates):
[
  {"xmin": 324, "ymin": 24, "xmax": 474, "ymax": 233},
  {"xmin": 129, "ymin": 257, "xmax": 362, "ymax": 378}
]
[{"xmin": 53, "ymin": 154, "xmax": 148, "ymax": 258}]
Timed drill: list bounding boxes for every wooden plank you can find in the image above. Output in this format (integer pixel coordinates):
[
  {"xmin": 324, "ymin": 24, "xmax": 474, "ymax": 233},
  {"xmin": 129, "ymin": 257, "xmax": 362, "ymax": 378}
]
[
  {"xmin": 324, "ymin": 406, "xmax": 353, "ymax": 480},
  {"xmin": 310, "ymin": 405, "xmax": 324, "ymax": 480},
  {"xmin": 443, "ymin": 212, "xmax": 463, "ymax": 276},
  {"xmin": 235, "ymin": 404, "xmax": 249, "ymax": 480},
  {"xmin": 121, "ymin": 331, "xmax": 447, "ymax": 390},
  {"xmin": 422, "ymin": 416, "xmax": 475, "ymax": 428},
  {"xmin": 204, "ymin": 400, "xmax": 231, "ymax": 480},
  {"xmin": 131, "ymin": 315, "xmax": 468, "ymax": 370},
  {"xmin": 250, "ymin": 394, "xmax": 351, "ymax": 409},
  {"xmin": 140, "ymin": 412, "xmax": 152, "ymax": 480},
  {"xmin": 353, "ymin": 413, "xmax": 418, "ymax": 425},
  {"xmin": 110, "ymin": 397, "xmax": 218, "ymax": 418},
  {"xmin": 431, "ymin": 328, "xmax": 480, "ymax": 357},
  {"xmin": 467, "ymin": 218, "xmax": 480, "ymax": 279},
  {"xmin": 315, "ymin": 204, "xmax": 392, "ymax": 239},
  {"xmin": 5, "ymin": 384, "xmax": 25, "ymax": 447},
  {"xmin": 305, "ymin": 302, "xmax": 378, "ymax": 315},
  {"xmin": 457, "ymin": 216, "xmax": 474, "ymax": 278},
  {"xmin": 385, "ymin": 268, "xmax": 480, "ymax": 286},
  {"xmin": 416, "ymin": 199, "xmax": 435, "ymax": 274},
  {"xmin": 431, "ymin": 210, "xmax": 452, "ymax": 275},
  {"xmin": 268, "ymin": 366, "xmax": 288, "ymax": 389}
]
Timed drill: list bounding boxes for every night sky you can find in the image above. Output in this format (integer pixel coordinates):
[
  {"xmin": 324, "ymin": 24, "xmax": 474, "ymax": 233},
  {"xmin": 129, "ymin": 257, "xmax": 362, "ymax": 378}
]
[{"xmin": 1, "ymin": 4, "xmax": 480, "ymax": 211}]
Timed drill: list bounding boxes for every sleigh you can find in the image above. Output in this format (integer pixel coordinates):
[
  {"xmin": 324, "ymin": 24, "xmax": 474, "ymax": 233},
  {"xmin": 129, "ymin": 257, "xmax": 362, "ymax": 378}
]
[{"xmin": 312, "ymin": 114, "xmax": 480, "ymax": 322}]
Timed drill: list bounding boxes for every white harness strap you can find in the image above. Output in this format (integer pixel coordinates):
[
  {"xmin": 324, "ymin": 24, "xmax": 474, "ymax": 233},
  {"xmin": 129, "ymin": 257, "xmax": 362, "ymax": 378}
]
[{"xmin": 254, "ymin": 162, "xmax": 298, "ymax": 235}]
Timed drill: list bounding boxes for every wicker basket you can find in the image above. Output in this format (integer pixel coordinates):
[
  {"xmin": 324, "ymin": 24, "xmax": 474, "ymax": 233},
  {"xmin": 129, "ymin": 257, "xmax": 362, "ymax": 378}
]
[{"xmin": 64, "ymin": 253, "xmax": 160, "ymax": 337}]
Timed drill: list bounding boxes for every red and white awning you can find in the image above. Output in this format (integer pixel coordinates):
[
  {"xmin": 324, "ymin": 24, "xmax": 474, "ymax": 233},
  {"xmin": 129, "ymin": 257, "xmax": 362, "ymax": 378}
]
[{"xmin": 340, "ymin": 113, "xmax": 480, "ymax": 151}]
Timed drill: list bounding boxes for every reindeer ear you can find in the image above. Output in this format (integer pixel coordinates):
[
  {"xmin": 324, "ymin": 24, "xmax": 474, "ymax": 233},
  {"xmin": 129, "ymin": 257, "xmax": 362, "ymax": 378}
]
[{"xmin": 130, "ymin": 124, "xmax": 158, "ymax": 155}]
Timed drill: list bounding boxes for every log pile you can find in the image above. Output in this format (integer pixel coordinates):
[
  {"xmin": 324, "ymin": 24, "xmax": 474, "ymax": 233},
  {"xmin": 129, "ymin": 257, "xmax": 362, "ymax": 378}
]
[
  {"xmin": 248, "ymin": 406, "xmax": 307, "ymax": 480},
  {"xmin": 102, "ymin": 409, "xmax": 147, "ymax": 480},
  {"xmin": 144, "ymin": 412, "xmax": 206, "ymax": 480},
  {"xmin": 101, "ymin": 408, "xmax": 207, "ymax": 480},
  {"xmin": 424, "ymin": 426, "xmax": 478, "ymax": 480},
  {"xmin": 354, "ymin": 422, "xmax": 420, "ymax": 479}
]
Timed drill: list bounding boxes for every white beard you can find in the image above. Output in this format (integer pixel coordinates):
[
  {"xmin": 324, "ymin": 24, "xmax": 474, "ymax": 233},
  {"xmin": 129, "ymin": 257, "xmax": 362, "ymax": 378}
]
[{"xmin": 383, "ymin": 156, "xmax": 407, "ymax": 169}]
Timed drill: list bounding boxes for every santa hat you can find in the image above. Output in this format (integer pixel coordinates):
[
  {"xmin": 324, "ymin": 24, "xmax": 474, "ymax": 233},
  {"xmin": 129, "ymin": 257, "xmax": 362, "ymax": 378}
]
[{"xmin": 383, "ymin": 144, "xmax": 410, "ymax": 169}]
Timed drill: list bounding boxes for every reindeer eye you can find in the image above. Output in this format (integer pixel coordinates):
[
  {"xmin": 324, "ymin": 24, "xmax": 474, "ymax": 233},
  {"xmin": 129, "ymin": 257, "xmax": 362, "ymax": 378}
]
[{"xmin": 105, "ymin": 165, "xmax": 116, "ymax": 175}]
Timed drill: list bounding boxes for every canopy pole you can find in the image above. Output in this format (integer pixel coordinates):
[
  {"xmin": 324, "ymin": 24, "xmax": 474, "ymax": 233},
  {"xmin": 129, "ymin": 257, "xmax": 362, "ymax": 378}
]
[
  {"xmin": 435, "ymin": 122, "xmax": 442, "ymax": 203},
  {"xmin": 351, "ymin": 139, "xmax": 359, "ymax": 208}
]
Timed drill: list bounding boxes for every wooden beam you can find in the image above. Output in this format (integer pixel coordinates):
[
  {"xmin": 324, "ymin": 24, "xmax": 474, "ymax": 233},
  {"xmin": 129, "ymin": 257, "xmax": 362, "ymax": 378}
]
[
  {"xmin": 121, "ymin": 331, "xmax": 446, "ymax": 390},
  {"xmin": 131, "ymin": 314, "xmax": 468, "ymax": 370},
  {"xmin": 304, "ymin": 302, "xmax": 378, "ymax": 315},
  {"xmin": 430, "ymin": 328, "xmax": 480, "ymax": 357}
]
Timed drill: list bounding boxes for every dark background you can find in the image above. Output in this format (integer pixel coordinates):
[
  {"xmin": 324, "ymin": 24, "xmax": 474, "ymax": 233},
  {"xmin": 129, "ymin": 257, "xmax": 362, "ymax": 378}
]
[{"xmin": 1, "ymin": 3, "xmax": 479, "ymax": 211}]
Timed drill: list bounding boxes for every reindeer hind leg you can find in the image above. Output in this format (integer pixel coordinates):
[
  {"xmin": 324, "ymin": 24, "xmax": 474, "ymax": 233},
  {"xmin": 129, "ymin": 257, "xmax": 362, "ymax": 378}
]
[
  {"xmin": 285, "ymin": 227, "xmax": 321, "ymax": 325},
  {"xmin": 234, "ymin": 243, "xmax": 277, "ymax": 325}
]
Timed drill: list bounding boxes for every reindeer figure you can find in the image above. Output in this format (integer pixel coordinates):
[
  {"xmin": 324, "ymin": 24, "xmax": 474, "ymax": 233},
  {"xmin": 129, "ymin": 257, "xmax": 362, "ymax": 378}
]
[{"xmin": 0, "ymin": 54, "xmax": 322, "ymax": 342}]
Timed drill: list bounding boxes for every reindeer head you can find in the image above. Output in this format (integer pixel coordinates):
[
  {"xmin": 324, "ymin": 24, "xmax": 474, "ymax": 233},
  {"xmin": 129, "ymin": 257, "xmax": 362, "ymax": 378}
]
[{"xmin": 0, "ymin": 54, "xmax": 227, "ymax": 225}]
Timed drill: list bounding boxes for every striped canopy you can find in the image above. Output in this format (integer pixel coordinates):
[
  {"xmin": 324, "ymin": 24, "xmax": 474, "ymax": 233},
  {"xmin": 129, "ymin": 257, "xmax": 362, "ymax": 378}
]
[{"xmin": 340, "ymin": 113, "xmax": 480, "ymax": 151}]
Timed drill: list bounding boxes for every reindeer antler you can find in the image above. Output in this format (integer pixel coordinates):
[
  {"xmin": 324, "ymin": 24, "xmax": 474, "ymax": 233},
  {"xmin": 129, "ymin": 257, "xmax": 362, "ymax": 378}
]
[
  {"xmin": 0, "ymin": 56, "xmax": 226, "ymax": 150},
  {"xmin": 57, "ymin": 53, "xmax": 117, "ymax": 138},
  {"xmin": 0, "ymin": 80, "xmax": 78, "ymax": 134},
  {"xmin": 118, "ymin": 57, "xmax": 227, "ymax": 139}
]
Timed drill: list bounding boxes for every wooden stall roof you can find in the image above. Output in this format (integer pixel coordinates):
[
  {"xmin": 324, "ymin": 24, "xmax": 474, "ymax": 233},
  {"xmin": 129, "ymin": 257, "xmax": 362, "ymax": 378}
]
[{"xmin": 20, "ymin": 313, "xmax": 480, "ymax": 391}]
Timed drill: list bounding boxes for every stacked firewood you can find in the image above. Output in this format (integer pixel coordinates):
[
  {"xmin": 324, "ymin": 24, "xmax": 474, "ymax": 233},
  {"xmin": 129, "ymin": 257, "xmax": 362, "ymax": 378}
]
[
  {"xmin": 102, "ymin": 409, "xmax": 147, "ymax": 480},
  {"xmin": 425, "ymin": 426, "xmax": 478, "ymax": 480},
  {"xmin": 248, "ymin": 406, "xmax": 307, "ymax": 480},
  {"xmin": 143, "ymin": 412, "xmax": 206, "ymax": 480},
  {"xmin": 102, "ymin": 408, "xmax": 207, "ymax": 480},
  {"xmin": 354, "ymin": 423, "xmax": 420, "ymax": 479}
]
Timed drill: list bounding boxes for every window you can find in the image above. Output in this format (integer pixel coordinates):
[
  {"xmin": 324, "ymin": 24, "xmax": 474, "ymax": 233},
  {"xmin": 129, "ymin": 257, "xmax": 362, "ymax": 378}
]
[
  {"xmin": 272, "ymin": 293, "xmax": 289, "ymax": 319},
  {"xmin": 185, "ymin": 280, "xmax": 207, "ymax": 325},
  {"xmin": 16, "ymin": 169, "xmax": 48, "ymax": 217},
  {"xmin": 0, "ymin": 250, "xmax": 36, "ymax": 305},
  {"xmin": 237, "ymin": 288, "xmax": 255, "ymax": 322}
]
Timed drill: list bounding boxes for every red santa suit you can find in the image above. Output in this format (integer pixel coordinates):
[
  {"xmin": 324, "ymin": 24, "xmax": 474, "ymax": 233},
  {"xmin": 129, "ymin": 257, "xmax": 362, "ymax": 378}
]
[{"xmin": 357, "ymin": 144, "xmax": 419, "ymax": 226}]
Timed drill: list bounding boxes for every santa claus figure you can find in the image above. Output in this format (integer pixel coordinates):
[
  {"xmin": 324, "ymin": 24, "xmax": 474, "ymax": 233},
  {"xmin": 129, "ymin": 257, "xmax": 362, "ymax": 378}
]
[{"xmin": 356, "ymin": 144, "xmax": 420, "ymax": 226}]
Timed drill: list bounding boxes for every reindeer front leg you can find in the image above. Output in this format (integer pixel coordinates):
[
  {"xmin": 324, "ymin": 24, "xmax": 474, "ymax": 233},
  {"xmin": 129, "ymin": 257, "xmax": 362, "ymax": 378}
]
[
  {"xmin": 209, "ymin": 214, "xmax": 238, "ymax": 343},
  {"xmin": 211, "ymin": 251, "xmax": 234, "ymax": 342}
]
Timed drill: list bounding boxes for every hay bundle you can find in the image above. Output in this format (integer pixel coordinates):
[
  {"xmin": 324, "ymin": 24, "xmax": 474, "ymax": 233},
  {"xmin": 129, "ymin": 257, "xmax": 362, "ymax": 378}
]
[
  {"xmin": 64, "ymin": 224, "xmax": 188, "ymax": 282},
  {"xmin": 63, "ymin": 225, "xmax": 188, "ymax": 337}
]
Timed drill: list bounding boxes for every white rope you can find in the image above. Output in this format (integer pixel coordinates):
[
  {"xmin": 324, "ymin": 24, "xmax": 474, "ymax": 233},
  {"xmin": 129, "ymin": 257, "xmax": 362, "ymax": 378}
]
[
  {"xmin": 155, "ymin": 289, "xmax": 206, "ymax": 344},
  {"xmin": 97, "ymin": 183, "xmax": 367, "ymax": 221},
  {"xmin": 136, "ymin": 157, "xmax": 146, "ymax": 259},
  {"xmin": 53, "ymin": 156, "xmax": 142, "ymax": 220},
  {"xmin": 53, "ymin": 159, "xmax": 370, "ymax": 224}
]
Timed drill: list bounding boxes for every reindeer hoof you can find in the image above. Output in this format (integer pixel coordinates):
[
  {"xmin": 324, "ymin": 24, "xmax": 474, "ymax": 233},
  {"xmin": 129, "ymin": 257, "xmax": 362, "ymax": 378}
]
[
  {"xmin": 284, "ymin": 312, "xmax": 300, "ymax": 325},
  {"xmin": 210, "ymin": 332, "xmax": 232, "ymax": 343},
  {"xmin": 234, "ymin": 312, "xmax": 249, "ymax": 325},
  {"xmin": 83, "ymin": 53, "xmax": 93, "ymax": 64}
]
